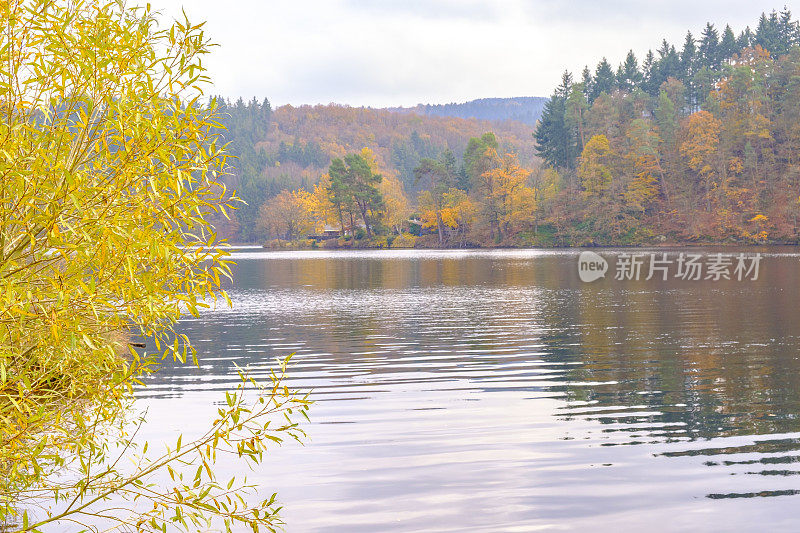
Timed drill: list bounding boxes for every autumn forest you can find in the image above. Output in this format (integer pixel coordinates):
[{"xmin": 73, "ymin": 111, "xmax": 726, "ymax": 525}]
[{"xmin": 215, "ymin": 9, "xmax": 800, "ymax": 247}]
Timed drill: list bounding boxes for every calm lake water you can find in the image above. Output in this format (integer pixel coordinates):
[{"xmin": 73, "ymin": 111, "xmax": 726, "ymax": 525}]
[{"xmin": 138, "ymin": 247, "xmax": 800, "ymax": 531}]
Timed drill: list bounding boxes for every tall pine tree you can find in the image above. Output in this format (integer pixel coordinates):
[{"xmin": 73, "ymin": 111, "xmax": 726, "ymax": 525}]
[
  {"xmin": 699, "ymin": 23, "xmax": 720, "ymax": 70},
  {"xmin": 535, "ymin": 73, "xmax": 578, "ymax": 170},
  {"xmin": 617, "ymin": 50, "xmax": 642, "ymax": 92},
  {"xmin": 591, "ymin": 58, "xmax": 616, "ymax": 101},
  {"xmin": 719, "ymin": 25, "xmax": 737, "ymax": 64}
]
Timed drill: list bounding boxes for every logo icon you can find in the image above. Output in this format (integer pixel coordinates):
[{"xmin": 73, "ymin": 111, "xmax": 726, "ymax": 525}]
[{"xmin": 578, "ymin": 251, "xmax": 608, "ymax": 282}]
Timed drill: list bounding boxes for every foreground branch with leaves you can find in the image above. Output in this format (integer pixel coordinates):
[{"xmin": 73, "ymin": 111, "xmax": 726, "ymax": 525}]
[
  {"xmin": 1, "ymin": 1, "xmax": 309, "ymax": 531},
  {"xmin": 7, "ymin": 360, "xmax": 310, "ymax": 533}
]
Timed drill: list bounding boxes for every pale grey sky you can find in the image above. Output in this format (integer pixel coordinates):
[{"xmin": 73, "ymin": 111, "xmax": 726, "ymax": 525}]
[{"xmin": 155, "ymin": 0, "xmax": 796, "ymax": 107}]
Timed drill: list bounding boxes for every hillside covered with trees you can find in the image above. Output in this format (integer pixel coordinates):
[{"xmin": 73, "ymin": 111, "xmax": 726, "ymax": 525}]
[
  {"xmin": 212, "ymin": 101, "xmax": 538, "ymax": 242},
  {"xmin": 533, "ymin": 8, "xmax": 800, "ymax": 244}
]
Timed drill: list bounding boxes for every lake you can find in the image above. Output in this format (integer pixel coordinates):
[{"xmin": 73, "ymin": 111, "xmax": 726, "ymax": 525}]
[{"xmin": 137, "ymin": 247, "xmax": 800, "ymax": 531}]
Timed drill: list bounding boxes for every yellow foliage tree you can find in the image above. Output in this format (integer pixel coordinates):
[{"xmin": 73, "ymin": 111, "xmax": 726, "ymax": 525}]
[
  {"xmin": 420, "ymin": 188, "xmax": 477, "ymax": 245},
  {"xmin": 306, "ymin": 173, "xmax": 341, "ymax": 232},
  {"xmin": 478, "ymin": 151, "xmax": 529, "ymax": 241},
  {"xmin": 680, "ymin": 110, "xmax": 722, "ymax": 211},
  {"xmin": 359, "ymin": 147, "xmax": 380, "ymax": 172},
  {"xmin": 0, "ymin": 2, "xmax": 309, "ymax": 531},
  {"xmin": 418, "ymin": 190, "xmax": 442, "ymax": 234},
  {"xmin": 380, "ymin": 174, "xmax": 411, "ymax": 234},
  {"xmin": 259, "ymin": 190, "xmax": 315, "ymax": 240},
  {"xmin": 506, "ymin": 186, "xmax": 539, "ymax": 234},
  {"xmin": 579, "ymin": 135, "xmax": 615, "ymax": 195},
  {"xmin": 624, "ymin": 119, "xmax": 662, "ymax": 213}
]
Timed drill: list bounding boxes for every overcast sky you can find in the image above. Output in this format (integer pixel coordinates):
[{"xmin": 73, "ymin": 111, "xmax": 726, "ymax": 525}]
[{"xmin": 155, "ymin": 0, "xmax": 796, "ymax": 108}]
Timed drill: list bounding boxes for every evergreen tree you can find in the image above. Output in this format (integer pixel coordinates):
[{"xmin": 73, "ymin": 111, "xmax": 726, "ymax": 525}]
[
  {"xmin": 680, "ymin": 32, "xmax": 698, "ymax": 109},
  {"xmin": 581, "ymin": 66, "xmax": 594, "ymax": 102},
  {"xmin": 699, "ymin": 23, "xmax": 720, "ymax": 70},
  {"xmin": 777, "ymin": 8, "xmax": 800, "ymax": 55},
  {"xmin": 557, "ymin": 70, "xmax": 573, "ymax": 98},
  {"xmin": 565, "ymin": 84, "xmax": 589, "ymax": 152},
  {"xmin": 534, "ymin": 73, "xmax": 579, "ymax": 170},
  {"xmin": 327, "ymin": 154, "xmax": 384, "ymax": 238},
  {"xmin": 591, "ymin": 57, "xmax": 616, "ymax": 101},
  {"xmin": 755, "ymin": 11, "xmax": 781, "ymax": 54},
  {"xmin": 327, "ymin": 158, "xmax": 356, "ymax": 235},
  {"xmin": 617, "ymin": 50, "xmax": 642, "ymax": 92},
  {"xmin": 680, "ymin": 32, "xmax": 697, "ymax": 79},
  {"xmin": 212, "ymin": 95, "xmax": 274, "ymax": 241},
  {"xmin": 719, "ymin": 25, "xmax": 737, "ymax": 64},
  {"xmin": 658, "ymin": 41, "xmax": 682, "ymax": 83},
  {"xmin": 346, "ymin": 153, "xmax": 384, "ymax": 238},
  {"xmin": 737, "ymin": 27, "xmax": 754, "ymax": 49},
  {"xmin": 534, "ymin": 94, "xmax": 575, "ymax": 170},
  {"xmin": 642, "ymin": 50, "xmax": 658, "ymax": 96}
]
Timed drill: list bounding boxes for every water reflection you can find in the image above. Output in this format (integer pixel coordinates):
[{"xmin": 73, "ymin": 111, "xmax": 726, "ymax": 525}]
[{"xmin": 138, "ymin": 248, "xmax": 800, "ymax": 530}]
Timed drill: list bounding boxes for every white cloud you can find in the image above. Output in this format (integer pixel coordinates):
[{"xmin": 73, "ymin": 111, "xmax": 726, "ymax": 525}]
[{"xmin": 152, "ymin": 0, "xmax": 797, "ymax": 107}]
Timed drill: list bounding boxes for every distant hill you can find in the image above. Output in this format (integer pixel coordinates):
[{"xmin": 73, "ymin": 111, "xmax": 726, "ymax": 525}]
[{"xmin": 389, "ymin": 97, "xmax": 548, "ymax": 126}]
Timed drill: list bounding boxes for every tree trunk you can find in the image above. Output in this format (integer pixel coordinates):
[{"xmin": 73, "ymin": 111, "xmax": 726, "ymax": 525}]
[{"xmin": 359, "ymin": 203, "xmax": 372, "ymax": 238}]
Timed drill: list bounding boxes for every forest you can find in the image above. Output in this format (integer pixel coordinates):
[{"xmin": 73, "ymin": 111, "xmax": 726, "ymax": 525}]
[
  {"xmin": 211, "ymin": 101, "xmax": 537, "ymax": 243},
  {"xmin": 217, "ymin": 9, "xmax": 800, "ymax": 247},
  {"xmin": 533, "ymin": 8, "xmax": 800, "ymax": 244}
]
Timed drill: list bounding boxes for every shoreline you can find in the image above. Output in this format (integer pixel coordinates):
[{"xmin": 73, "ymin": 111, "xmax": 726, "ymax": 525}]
[{"xmin": 224, "ymin": 242, "xmax": 800, "ymax": 251}]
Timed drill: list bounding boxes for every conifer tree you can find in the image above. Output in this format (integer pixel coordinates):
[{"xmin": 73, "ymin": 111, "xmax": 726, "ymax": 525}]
[
  {"xmin": 777, "ymin": 8, "xmax": 800, "ymax": 55},
  {"xmin": 591, "ymin": 58, "xmax": 617, "ymax": 101},
  {"xmin": 581, "ymin": 66, "xmax": 594, "ymax": 102},
  {"xmin": 737, "ymin": 27, "xmax": 754, "ymax": 49},
  {"xmin": 719, "ymin": 25, "xmax": 738, "ymax": 65},
  {"xmin": 535, "ymin": 75, "xmax": 580, "ymax": 171},
  {"xmin": 617, "ymin": 51, "xmax": 642, "ymax": 92},
  {"xmin": 699, "ymin": 23, "xmax": 720, "ymax": 70},
  {"xmin": 642, "ymin": 50, "xmax": 658, "ymax": 96},
  {"xmin": 680, "ymin": 32, "xmax": 698, "ymax": 109},
  {"xmin": 755, "ymin": 11, "xmax": 780, "ymax": 54}
]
